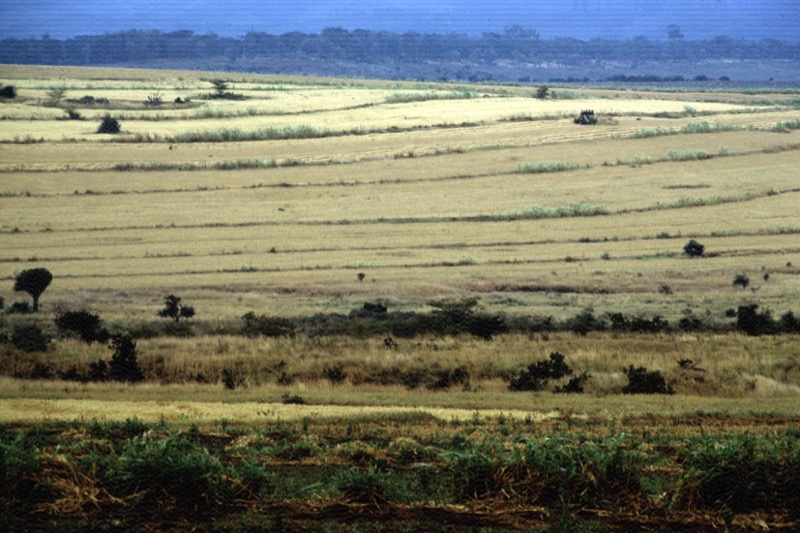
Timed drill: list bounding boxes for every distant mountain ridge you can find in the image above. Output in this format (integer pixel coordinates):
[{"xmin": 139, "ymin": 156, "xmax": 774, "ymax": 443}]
[{"xmin": 3, "ymin": 29, "xmax": 800, "ymax": 82}]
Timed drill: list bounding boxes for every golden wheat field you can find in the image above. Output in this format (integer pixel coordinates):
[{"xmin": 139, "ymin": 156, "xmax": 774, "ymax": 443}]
[{"xmin": 1, "ymin": 64, "xmax": 800, "ymax": 423}]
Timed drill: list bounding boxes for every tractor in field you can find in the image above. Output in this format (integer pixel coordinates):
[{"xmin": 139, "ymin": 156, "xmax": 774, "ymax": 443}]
[{"xmin": 574, "ymin": 109, "xmax": 598, "ymax": 125}]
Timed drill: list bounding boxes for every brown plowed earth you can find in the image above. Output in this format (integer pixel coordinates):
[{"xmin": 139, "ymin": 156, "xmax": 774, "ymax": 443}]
[{"xmin": 25, "ymin": 500, "xmax": 793, "ymax": 532}]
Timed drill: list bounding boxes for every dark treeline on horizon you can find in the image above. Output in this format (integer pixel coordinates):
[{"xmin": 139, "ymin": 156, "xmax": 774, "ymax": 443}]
[{"xmin": 2, "ymin": 28, "xmax": 798, "ymax": 74}]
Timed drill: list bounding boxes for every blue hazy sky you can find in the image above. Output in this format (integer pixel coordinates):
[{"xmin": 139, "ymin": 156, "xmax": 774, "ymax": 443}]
[{"xmin": 1, "ymin": 0, "xmax": 798, "ymax": 41}]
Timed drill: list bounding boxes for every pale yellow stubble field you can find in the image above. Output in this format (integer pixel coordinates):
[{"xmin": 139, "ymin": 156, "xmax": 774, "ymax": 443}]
[{"xmin": 1, "ymin": 66, "xmax": 799, "ymax": 321}]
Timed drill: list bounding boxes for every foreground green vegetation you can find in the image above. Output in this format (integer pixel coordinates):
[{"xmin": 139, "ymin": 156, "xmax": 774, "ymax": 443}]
[{"xmin": 1, "ymin": 415, "xmax": 798, "ymax": 531}]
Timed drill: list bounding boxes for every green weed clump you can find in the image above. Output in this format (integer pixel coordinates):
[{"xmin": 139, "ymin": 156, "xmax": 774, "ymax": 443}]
[
  {"xmin": 773, "ymin": 119, "xmax": 800, "ymax": 132},
  {"xmin": 516, "ymin": 161, "xmax": 585, "ymax": 174},
  {"xmin": 674, "ymin": 434, "xmax": 800, "ymax": 515},
  {"xmin": 630, "ymin": 121, "xmax": 739, "ymax": 139},
  {"xmin": 493, "ymin": 202, "xmax": 607, "ymax": 221},
  {"xmin": 666, "ymin": 149, "xmax": 711, "ymax": 161},
  {"xmin": 384, "ymin": 90, "xmax": 477, "ymax": 104},
  {"xmin": 167, "ymin": 125, "xmax": 326, "ymax": 143}
]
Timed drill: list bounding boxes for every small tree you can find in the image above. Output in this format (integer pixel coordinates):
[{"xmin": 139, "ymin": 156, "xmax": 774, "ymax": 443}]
[
  {"xmin": 535, "ymin": 85, "xmax": 549, "ymax": 99},
  {"xmin": 210, "ymin": 79, "xmax": 229, "ymax": 96},
  {"xmin": 145, "ymin": 91, "xmax": 163, "ymax": 106},
  {"xmin": 13, "ymin": 267, "xmax": 52, "ymax": 312},
  {"xmin": 683, "ymin": 239, "xmax": 705, "ymax": 258},
  {"xmin": 158, "ymin": 294, "xmax": 195, "ymax": 322},
  {"xmin": 45, "ymin": 86, "xmax": 67, "ymax": 105},
  {"xmin": 97, "ymin": 115, "xmax": 121, "ymax": 134},
  {"xmin": 55, "ymin": 309, "xmax": 109, "ymax": 345},
  {"xmin": 732, "ymin": 274, "xmax": 750, "ymax": 290},
  {"xmin": 108, "ymin": 334, "xmax": 144, "ymax": 383}
]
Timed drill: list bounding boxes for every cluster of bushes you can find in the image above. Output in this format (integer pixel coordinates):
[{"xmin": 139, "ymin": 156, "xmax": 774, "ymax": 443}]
[
  {"xmin": 237, "ymin": 301, "xmax": 800, "ymax": 341},
  {"xmin": 1, "ymin": 295, "xmax": 197, "ymax": 382},
  {"xmin": 604, "ymin": 74, "xmax": 723, "ymax": 83},
  {"xmin": 507, "ymin": 352, "xmax": 671, "ymax": 394}
]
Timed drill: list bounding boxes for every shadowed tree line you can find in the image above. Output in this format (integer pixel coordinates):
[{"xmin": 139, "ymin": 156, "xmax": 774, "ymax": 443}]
[{"xmin": 2, "ymin": 29, "xmax": 798, "ymax": 81}]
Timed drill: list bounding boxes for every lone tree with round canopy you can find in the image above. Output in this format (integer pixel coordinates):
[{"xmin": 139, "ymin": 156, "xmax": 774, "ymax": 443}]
[
  {"xmin": 158, "ymin": 294, "xmax": 195, "ymax": 322},
  {"xmin": 13, "ymin": 267, "xmax": 52, "ymax": 312}
]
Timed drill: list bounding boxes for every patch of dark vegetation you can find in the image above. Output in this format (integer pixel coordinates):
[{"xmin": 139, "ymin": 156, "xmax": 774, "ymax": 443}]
[
  {"xmin": 622, "ymin": 365, "xmax": 674, "ymax": 394},
  {"xmin": 96, "ymin": 115, "xmax": 120, "ymax": 134},
  {"xmin": 0, "ymin": 417, "xmax": 798, "ymax": 531},
  {"xmin": 508, "ymin": 352, "xmax": 585, "ymax": 392}
]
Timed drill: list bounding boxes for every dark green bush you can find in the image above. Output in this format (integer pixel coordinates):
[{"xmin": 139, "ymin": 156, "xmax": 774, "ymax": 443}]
[
  {"xmin": 0, "ymin": 85, "xmax": 16, "ymax": 98},
  {"xmin": 323, "ymin": 364, "xmax": 347, "ymax": 384},
  {"xmin": 96, "ymin": 115, "xmax": 121, "ymax": 134},
  {"xmin": 426, "ymin": 366, "xmax": 470, "ymax": 390},
  {"xmin": 221, "ymin": 368, "xmax": 244, "ymax": 390},
  {"xmin": 683, "ymin": 239, "xmax": 705, "ymax": 257},
  {"xmin": 508, "ymin": 352, "xmax": 572, "ymax": 391},
  {"xmin": 5, "ymin": 301, "xmax": 31, "ymax": 314},
  {"xmin": 10, "ymin": 323, "xmax": 48, "ymax": 352},
  {"xmin": 241, "ymin": 311, "xmax": 295, "ymax": 337},
  {"xmin": 55, "ymin": 309, "xmax": 109, "ymax": 345},
  {"xmin": 108, "ymin": 335, "xmax": 144, "ymax": 383},
  {"xmin": 736, "ymin": 304, "xmax": 775, "ymax": 336},
  {"xmin": 622, "ymin": 365, "xmax": 673, "ymax": 394},
  {"xmin": 554, "ymin": 371, "xmax": 590, "ymax": 393}
]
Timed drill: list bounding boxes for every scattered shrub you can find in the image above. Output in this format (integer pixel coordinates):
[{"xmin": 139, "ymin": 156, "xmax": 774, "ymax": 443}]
[
  {"xmin": 732, "ymin": 274, "xmax": 750, "ymax": 290},
  {"xmin": 779, "ymin": 311, "xmax": 800, "ymax": 333},
  {"xmin": 508, "ymin": 352, "xmax": 572, "ymax": 391},
  {"xmin": 241, "ymin": 311, "xmax": 295, "ymax": 337},
  {"xmin": 54, "ymin": 309, "xmax": 109, "ymax": 345},
  {"xmin": 10, "ymin": 323, "xmax": 48, "ymax": 353},
  {"xmin": 97, "ymin": 115, "xmax": 121, "ymax": 134},
  {"xmin": 736, "ymin": 304, "xmax": 775, "ymax": 336},
  {"xmin": 6, "ymin": 301, "xmax": 31, "ymax": 314},
  {"xmin": 0, "ymin": 84, "xmax": 16, "ymax": 99},
  {"xmin": 108, "ymin": 334, "xmax": 144, "ymax": 383},
  {"xmin": 89, "ymin": 359, "xmax": 110, "ymax": 382},
  {"xmin": 622, "ymin": 365, "xmax": 673, "ymax": 394},
  {"xmin": 683, "ymin": 239, "xmax": 705, "ymax": 257},
  {"xmin": 323, "ymin": 364, "xmax": 347, "ymax": 384},
  {"xmin": 221, "ymin": 368, "xmax": 244, "ymax": 390},
  {"xmin": 535, "ymin": 85, "xmax": 549, "ymax": 99},
  {"xmin": 426, "ymin": 366, "xmax": 470, "ymax": 390},
  {"xmin": 281, "ymin": 394, "xmax": 306, "ymax": 405},
  {"xmin": 145, "ymin": 91, "xmax": 163, "ymax": 106},
  {"xmin": 553, "ymin": 371, "xmax": 590, "ymax": 393}
]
